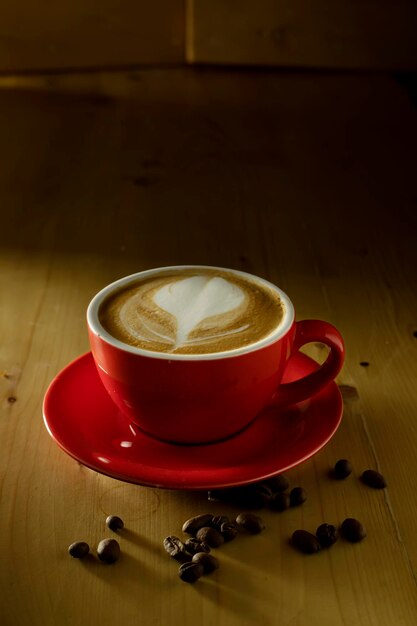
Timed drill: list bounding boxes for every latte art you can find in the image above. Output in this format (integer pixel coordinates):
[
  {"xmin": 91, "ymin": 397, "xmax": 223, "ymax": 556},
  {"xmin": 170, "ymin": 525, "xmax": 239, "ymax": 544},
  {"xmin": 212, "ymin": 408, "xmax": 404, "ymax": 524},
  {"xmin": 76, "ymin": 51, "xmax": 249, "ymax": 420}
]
[
  {"xmin": 99, "ymin": 269, "xmax": 284, "ymax": 355},
  {"xmin": 152, "ymin": 276, "xmax": 247, "ymax": 348}
]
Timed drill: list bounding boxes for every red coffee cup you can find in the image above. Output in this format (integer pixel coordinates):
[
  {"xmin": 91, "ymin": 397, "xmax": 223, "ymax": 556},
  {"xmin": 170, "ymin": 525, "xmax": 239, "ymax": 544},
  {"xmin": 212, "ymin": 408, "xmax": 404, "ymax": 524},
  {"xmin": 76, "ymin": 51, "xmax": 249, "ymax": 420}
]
[{"xmin": 87, "ymin": 266, "xmax": 345, "ymax": 444}]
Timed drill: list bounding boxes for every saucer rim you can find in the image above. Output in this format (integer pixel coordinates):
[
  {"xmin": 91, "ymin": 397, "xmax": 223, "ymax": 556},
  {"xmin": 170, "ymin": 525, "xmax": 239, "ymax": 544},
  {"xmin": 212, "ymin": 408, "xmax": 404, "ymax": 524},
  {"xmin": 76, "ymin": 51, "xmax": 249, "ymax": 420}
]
[{"xmin": 43, "ymin": 352, "xmax": 343, "ymax": 490}]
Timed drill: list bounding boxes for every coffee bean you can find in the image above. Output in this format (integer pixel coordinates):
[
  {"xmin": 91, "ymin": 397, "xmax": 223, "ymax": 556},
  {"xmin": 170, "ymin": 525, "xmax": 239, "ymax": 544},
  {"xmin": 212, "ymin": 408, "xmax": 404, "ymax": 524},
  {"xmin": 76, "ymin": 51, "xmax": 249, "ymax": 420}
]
[
  {"xmin": 220, "ymin": 522, "xmax": 238, "ymax": 542},
  {"xmin": 251, "ymin": 483, "xmax": 273, "ymax": 502},
  {"xmin": 178, "ymin": 561, "xmax": 204, "ymax": 583},
  {"xmin": 269, "ymin": 492, "xmax": 290, "ymax": 512},
  {"xmin": 192, "ymin": 552, "xmax": 219, "ymax": 574},
  {"xmin": 106, "ymin": 515, "xmax": 124, "ymax": 531},
  {"xmin": 289, "ymin": 487, "xmax": 307, "ymax": 507},
  {"xmin": 196, "ymin": 527, "xmax": 224, "ymax": 548},
  {"xmin": 235, "ymin": 512, "xmax": 265, "ymax": 534},
  {"xmin": 68, "ymin": 541, "xmax": 90, "ymax": 559},
  {"xmin": 333, "ymin": 459, "xmax": 353, "ymax": 480},
  {"xmin": 182, "ymin": 514, "xmax": 214, "ymax": 535},
  {"xmin": 163, "ymin": 536, "xmax": 191, "ymax": 562},
  {"xmin": 340, "ymin": 518, "xmax": 367, "ymax": 543},
  {"xmin": 291, "ymin": 530, "xmax": 321, "ymax": 554},
  {"xmin": 97, "ymin": 539, "xmax": 120, "ymax": 564},
  {"xmin": 184, "ymin": 538, "xmax": 210, "ymax": 555},
  {"xmin": 264, "ymin": 474, "xmax": 290, "ymax": 493},
  {"xmin": 360, "ymin": 469, "xmax": 387, "ymax": 489},
  {"xmin": 211, "ymin": 515, "xmax": 230, "ymax": 531},
  {"xmin": 316, "ymin": 523, "xmax": 339, "ymax": 548}
]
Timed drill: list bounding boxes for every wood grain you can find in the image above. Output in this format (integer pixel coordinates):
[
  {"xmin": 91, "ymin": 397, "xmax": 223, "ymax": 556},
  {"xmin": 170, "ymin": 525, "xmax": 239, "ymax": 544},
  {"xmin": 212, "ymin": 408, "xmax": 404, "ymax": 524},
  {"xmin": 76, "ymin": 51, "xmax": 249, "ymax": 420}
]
[
  {"xmin": 1, "ymin": 68, "xmax": 417, "ymax": 625},
  {"xmin": 0, "ymin": 0, "xmax": 184, "ymax": 73},
  {"xmin": 187, "ymin": 0, "xmax": 417, "ymax": 69}
]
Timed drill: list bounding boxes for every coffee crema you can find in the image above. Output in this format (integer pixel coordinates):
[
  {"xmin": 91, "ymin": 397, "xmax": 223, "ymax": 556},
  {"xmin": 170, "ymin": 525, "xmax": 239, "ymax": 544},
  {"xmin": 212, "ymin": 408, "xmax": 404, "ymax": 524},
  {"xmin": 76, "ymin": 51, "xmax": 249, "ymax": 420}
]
[{"xmin": 99, "ymin": 269, "xmax": 284, "ymax": 355}]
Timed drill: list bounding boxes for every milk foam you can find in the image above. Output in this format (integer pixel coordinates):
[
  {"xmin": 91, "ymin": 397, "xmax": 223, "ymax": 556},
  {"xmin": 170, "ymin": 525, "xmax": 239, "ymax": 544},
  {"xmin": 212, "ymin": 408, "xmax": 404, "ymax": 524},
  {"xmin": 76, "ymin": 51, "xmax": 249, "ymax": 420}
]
[
  {"xmin": 153, "ymin": 276, "xmax": 246, "ymax": 348},
  {"xmin": 99, "ymin": 269, "xmax": 284, "ymax": 355}
]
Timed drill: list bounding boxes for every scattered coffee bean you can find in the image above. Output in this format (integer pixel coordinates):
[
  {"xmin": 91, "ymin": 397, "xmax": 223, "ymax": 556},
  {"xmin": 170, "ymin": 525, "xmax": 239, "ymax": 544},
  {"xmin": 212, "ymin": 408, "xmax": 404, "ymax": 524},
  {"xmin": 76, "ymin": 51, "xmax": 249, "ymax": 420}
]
[
  {"xmin": 182, "ymin": 514, "xmax": 214, "ymax": 535},
  {"xmin": 289, "ymin": 487, "xmax": 307, "ymax": 507},
  {"xmin": 235, "ymin": 512, "xmax": 265, "ymax": 534},
  {"xmin": 211, "ymin": 515, "xmax": 230, "ymax": 531},
  {"xmin": 360, "ymin": 469, "xmax": 387, "ymax": 489},
  {"xmin": 68, "ymin": 541, "xmax": 90, "ymax": 559},
  {"xmin": 196, "ymin": 527, "xmax": 224, "ymax": 548},
  {"xmin": 192, "ymin": 552, "xmax": 219, "ymax": 574},
  {"xmin": 184, "ymin": 538, "xmax": 210, "ymax": 555},
  {"xmin": 97, "ymin": 539, "xmax": 120, "ymax": 564},
  {"xmin": 106, "ymin": 515, "xmax": 124, "ymax": 531},
  {"xmin": 264, "ymin": 474, "xmax": 290, "ymax": 493},
  {"xmin": 269, "ymin": 492, "xmax": 290, "ymax": 512},
  {"xmin": 163, "ymin": 536, "xmax": 191, "ymax": 563},
  {"xmin": 340, "ymin": 518, "xmax": 367, "ymax": 543},
  {"xmin": 333, "ymin": 459, "xmax": 353, "ymax": 480},
  {"xmin": 178, "ymin": 561, "xmax": 204, "ymax": 583},
  {"xmin": 220, "ymin": 522, "xmax": 238, "ymax": 542},
  {"xmin": 316, "ymin": 523, "xmax": 339, "ymax": 548},
  {"xmin": 291, "ymin": 530, "xmax": 321, "ymax": 554}
]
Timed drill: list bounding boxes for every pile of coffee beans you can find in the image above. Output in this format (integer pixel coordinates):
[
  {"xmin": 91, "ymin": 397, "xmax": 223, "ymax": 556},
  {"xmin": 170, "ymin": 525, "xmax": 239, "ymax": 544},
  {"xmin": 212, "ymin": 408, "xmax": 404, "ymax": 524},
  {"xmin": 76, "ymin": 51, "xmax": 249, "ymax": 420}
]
[
  {"xmin": 68, "ymin": 462, "xmax": 387, "ymax": 576},
  {"xmin": 68, "ymin": 514, "xmax": 124, "ymax": 564},
  {"xmin": 208, "ymin": 474, "xmax": 307, "ymax": 514},
  {"xmin": 163, "ymin": 511, "xmax": 265, "ymax": 583}
]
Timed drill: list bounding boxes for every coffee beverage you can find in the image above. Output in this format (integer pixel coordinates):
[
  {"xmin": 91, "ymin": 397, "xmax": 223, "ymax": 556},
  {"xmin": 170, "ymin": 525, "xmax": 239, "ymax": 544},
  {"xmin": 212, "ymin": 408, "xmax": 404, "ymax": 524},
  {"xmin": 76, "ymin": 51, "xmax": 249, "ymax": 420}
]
[{"xmin": 99, "ymin": 267, "xmax": 285, "ymax": 355}]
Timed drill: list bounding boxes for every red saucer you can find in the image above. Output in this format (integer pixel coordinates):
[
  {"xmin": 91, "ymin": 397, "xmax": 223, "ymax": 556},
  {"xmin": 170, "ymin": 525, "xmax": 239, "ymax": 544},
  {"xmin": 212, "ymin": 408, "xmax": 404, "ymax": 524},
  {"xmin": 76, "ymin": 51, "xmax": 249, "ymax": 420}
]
[{"xmin": 43, "ymin": 352, "xmax": 343, "ymax": 490}]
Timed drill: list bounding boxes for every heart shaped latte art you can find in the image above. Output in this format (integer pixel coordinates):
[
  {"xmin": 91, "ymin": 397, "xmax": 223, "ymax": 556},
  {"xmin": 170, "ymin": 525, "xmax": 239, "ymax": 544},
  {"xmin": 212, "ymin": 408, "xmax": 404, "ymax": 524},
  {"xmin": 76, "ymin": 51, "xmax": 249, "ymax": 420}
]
[
  {"xmin": 100, "ymin": 270, "xmax": 284, "ymax": 354},
  {"xmin": 153, "ymin": 276, "xmax": 245, "ymax": 348}
]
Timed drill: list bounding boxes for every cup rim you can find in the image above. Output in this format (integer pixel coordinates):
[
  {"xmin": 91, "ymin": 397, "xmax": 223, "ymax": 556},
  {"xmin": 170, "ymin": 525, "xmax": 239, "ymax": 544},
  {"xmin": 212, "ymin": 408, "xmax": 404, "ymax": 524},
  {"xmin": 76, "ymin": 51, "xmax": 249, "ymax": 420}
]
[{"xmin": 87, "ymin": 265, "xmax": 295, "ymax": 361}]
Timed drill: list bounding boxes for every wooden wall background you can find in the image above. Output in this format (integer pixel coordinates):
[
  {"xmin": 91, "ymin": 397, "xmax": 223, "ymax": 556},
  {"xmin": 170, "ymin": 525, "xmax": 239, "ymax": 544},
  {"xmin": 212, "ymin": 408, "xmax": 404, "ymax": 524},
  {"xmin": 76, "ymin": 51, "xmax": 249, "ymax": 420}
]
[
  {"xmin": 0, "ymin": 0, "xmax": 184, "ymax": 72},
  {"xmin": 0, "ymin": 0, "xmax": 417, "ymax": 72},
  {"xmin": 187, "ymin": 0, "xmax": 417, "ymax": 70}
]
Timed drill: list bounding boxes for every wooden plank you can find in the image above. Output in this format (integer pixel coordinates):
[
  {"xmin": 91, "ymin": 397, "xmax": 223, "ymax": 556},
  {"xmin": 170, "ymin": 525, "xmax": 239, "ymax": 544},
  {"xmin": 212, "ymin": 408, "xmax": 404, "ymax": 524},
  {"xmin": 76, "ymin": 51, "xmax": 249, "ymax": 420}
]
[
  {"xmin": 1, "ymin": 68, "xmax": 417, "ymax": 625},
  {"xmin": 0, "ymin": 0, "xmax": 184, "ymax": 73},
  {"xmin": 187, "ymin": 0, "xmax": 417, "ymax": 69}
]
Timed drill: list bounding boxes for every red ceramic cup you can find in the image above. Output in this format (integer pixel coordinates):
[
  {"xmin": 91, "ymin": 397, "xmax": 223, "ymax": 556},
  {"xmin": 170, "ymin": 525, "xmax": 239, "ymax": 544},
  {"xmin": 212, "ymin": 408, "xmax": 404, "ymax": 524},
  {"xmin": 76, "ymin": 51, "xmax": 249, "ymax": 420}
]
[{"xmin": 87, "ymin": 266, "xmax": 345, "ymax": 444}]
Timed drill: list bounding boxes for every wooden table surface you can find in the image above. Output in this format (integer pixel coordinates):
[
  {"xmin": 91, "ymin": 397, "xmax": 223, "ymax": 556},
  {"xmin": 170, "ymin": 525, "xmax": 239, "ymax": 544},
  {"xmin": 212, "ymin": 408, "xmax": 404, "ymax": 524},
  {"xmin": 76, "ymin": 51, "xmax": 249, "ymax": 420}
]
[{"xmin": 1, "ymin": 68, "xmax": 417, "ymax": 626}]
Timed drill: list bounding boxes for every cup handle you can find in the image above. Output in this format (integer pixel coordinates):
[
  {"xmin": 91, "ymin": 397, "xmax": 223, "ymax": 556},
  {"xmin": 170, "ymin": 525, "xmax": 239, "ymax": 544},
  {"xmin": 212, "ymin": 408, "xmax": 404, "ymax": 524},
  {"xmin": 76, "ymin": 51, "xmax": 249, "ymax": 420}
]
[{"xmin": 270, "ymin": 320, "xmax": 345, "ymax": 407}]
